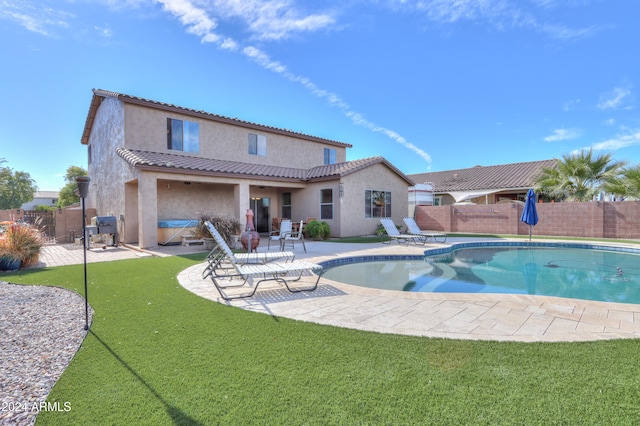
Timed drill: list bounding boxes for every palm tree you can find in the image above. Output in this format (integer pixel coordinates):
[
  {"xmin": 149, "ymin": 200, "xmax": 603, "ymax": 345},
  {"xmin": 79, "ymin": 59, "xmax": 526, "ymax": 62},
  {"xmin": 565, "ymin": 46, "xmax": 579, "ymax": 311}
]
[
  {"xmin": 603, "ymin": 164, "xmax": 640, "ymax": 199},
  {"xmin": 534, "ymin": 149, "xmax": 627, "ymax": 201}
]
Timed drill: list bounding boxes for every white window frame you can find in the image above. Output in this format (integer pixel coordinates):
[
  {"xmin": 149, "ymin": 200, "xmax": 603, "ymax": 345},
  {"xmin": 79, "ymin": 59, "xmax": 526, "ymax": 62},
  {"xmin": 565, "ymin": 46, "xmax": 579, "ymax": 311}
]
[
  {"xmin": 249, "ymin": 133, "xmax": 267, "ymax": 156},
  {"xmin": 320, "ymin": 189, "xmax": 333, "ymax": 220}
]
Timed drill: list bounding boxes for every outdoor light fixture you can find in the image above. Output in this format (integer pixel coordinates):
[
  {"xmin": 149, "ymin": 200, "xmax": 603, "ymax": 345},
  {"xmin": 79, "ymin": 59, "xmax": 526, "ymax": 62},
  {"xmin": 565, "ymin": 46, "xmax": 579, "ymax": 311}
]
[
  {"xmin": 339, "ymin": 182, "xmax": 344, "ymax": 199},
  {"xmin": 76, "ymin": 176, "xmax": 91, "ymax": 330}
]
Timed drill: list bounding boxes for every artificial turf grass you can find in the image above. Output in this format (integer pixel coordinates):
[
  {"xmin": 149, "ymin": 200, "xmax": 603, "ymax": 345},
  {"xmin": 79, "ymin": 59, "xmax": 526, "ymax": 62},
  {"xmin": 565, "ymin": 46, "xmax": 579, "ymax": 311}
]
[{"xmin": 5, "ymin": 256, "xmax": 640, "ymax": 424}]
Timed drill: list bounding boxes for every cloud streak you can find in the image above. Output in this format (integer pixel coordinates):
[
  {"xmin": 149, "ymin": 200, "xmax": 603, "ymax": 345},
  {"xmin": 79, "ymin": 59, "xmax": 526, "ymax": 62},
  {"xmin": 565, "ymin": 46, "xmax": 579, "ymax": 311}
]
[
  {"xmin": 597, "ymin": 86, "xmax": 632, "ymax": 110},
  {"xmin": 544, "ymin": 128, "xmax": 581, "ymax": 142},
  {"xmin": 0, "ymin": 0, "xmax": 72, "ymax": 36},
  {"xmin": 390, "ymin": 0, "xmax": 598, "ymax": 42},
  {"xmin": 590, "ymin": 130, "xmax": 640, "ymax": 152},
  {"xmin": 243, "ymin": 46, "xmax": 432, "ymax": 163},
  {"xmin": 158, "ymin": 0, "xmax": 432, "ymax": 165}
]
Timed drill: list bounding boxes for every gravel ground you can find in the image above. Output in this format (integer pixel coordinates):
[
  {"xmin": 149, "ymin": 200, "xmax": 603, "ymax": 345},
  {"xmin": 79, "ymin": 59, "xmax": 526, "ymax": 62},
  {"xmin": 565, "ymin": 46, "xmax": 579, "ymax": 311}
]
[{"xmin": 0, "ymin": 282, "xmax": 92, "ymax": 426}]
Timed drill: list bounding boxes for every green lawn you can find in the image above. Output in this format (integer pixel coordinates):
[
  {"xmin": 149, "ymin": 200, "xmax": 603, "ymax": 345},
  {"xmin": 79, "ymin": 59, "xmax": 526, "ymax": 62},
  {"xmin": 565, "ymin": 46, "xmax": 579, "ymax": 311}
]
[{"xmin": 5, "ymin": 254, "xmax": 640, "ymax": 424}]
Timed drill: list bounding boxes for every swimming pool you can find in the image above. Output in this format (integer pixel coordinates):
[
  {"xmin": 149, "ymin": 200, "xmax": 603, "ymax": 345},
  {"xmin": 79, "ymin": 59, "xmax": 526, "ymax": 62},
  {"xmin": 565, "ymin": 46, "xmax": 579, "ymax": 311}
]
[{"xmin": 320, "ymin": 242, "xmax": 640, "ymax": 304}]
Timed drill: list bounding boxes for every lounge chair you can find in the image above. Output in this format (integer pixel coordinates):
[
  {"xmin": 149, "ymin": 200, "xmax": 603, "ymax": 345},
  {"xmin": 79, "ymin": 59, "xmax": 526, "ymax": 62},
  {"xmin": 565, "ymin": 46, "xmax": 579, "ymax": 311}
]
[
  {"xmin": 202, "ymin": 222, "xmax": 295, "ymax": 279},
  {"xmin": 282, "ymin": 220, "xmax": 307, "ymax": 252},
  {"xmin": 402, "ymin": 217, "xmax": 447, "ymax": 243},
  {"xmin": 204, "ymin": 221, "xmax": 323, "ymax": 300},
  {"xmin": 379, "ymin": 218, "xmax": 427, "ymax": 245},
  {"xmin": 268, "ymin": 219, "xmax": 292, "ymax": 250}
]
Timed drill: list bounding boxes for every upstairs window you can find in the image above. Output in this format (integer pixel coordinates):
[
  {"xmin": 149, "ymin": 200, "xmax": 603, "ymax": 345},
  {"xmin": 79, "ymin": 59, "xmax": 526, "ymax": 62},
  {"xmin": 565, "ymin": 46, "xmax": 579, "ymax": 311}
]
[
  {"xmin": 365, "ymin": 190, "xmax": 391, "ymax": 218},
  {"xmin": 320, "ymin": 189, "xmax": 333, "ymax": 220},
  {"xmin": 249, "ymin": 133, "xmax": 267, "ymax": 156},
  {"xmin": 324, "ymin": 148, "xmax": 336, "ymax": 165},
  {"xmin": 167, "ymin": 118, "xmax": 199, "ymax": 153}
]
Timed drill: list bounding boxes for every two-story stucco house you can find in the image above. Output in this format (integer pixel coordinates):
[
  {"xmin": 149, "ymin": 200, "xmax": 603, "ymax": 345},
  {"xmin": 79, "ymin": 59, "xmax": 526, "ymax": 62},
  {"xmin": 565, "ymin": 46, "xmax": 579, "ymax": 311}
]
[{"xmin": 81, "ymin": 89, "xmax": 414, "ymax": 248}]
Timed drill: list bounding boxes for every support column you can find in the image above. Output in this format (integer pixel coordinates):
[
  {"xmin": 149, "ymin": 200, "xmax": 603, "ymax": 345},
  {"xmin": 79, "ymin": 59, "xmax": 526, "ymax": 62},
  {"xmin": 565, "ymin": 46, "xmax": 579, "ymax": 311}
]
[
  {"xmin": 234, "ymin": 182, "xmax": 250, "ymax": 226},
  {"xmin": 138, "ymin": 174, "xmax": 158, "ymax": 248}
]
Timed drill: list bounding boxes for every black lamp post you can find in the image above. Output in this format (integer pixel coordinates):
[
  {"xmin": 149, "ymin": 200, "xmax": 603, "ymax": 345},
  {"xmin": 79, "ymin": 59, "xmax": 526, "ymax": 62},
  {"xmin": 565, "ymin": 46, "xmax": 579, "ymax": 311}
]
[{"xmin": 76, "ymin": 176, "xmax": 91, "ymax": 330}]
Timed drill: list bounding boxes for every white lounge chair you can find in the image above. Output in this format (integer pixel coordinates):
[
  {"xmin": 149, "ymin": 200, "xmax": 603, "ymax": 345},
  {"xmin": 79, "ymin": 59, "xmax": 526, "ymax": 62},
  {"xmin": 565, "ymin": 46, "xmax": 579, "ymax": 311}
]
[
  {"xmin": 204, "ymin": 221, "xmax": 323, "ymax": 300},
  {"xmin": 282, "ymin": 220, "xmax": 307, "ymax": 252},
  {"xmin": 268, "ymin": 219, "xmax": 292, "ymax": 250},
  {"xmin": 379, "ymin": 218, "xmax": 427, "ymax": 245},
  {"xmin": 402, "ymin": 217, "xmax": 447, "ymax": 243},
  {"xmin": 202, "ymin": 221, "xmax": 295, "ymax": 279}
]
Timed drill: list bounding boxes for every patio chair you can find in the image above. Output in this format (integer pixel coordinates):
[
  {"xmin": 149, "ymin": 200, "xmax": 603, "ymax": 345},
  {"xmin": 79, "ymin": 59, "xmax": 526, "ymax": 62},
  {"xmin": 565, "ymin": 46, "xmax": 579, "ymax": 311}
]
[
  {"xmin": 204, "ymin": 221, "xmax": 323, "ymax": 300},
  {"xmin": 282, "ymin": 220, "xmax": 307, "ymax": 252},
  {"xmin": 202, "ymin": 222, "xmax": 295, "ymax": 279},
  {"xmin": 402, "ymin": 217, "xmax": 447, "ymax": 243},
  {"xmin": 379, "ymin": 218, "xmax": 427, "ymax": 245},
  {"xmin": 268, "ymin": 219, "xmax": 292, "ymax": 250}
]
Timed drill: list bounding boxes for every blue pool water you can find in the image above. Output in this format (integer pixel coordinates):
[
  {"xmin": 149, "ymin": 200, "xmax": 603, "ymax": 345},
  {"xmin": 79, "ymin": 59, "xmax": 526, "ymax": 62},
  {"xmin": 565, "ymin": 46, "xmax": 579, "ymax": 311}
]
[{"xmin": 321, "ymin": 243, "xmax": 640, "ymax": 304}]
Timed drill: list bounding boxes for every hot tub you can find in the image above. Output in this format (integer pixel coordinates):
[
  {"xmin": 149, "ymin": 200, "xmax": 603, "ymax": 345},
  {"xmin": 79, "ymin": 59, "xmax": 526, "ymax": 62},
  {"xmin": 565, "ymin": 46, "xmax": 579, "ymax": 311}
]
[{"xmin": 157, "ymin": 219, "xmax": 199, "ymax": 245}]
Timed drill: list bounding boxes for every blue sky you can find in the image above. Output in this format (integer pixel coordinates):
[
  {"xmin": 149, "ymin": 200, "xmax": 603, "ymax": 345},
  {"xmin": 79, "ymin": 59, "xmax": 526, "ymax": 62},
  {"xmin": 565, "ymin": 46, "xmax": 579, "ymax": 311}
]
[{"xmin": 1, "ymin": 1, "xmax": 638, "ymax": 191}]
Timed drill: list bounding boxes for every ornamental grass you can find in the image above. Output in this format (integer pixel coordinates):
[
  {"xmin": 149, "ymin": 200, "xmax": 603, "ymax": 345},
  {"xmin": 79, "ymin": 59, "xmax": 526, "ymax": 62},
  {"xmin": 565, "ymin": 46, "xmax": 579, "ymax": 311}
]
[{"xmin": 0, "ymin": 222, "xmax": 43, "ymax": 267}]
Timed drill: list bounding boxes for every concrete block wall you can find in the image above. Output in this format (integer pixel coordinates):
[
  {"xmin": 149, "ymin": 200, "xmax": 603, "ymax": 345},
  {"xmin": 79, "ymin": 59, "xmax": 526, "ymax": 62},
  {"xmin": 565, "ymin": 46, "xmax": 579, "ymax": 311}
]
[{"xmin": 415, "ymin": 201, "xmax": 640, "ymax": 239}]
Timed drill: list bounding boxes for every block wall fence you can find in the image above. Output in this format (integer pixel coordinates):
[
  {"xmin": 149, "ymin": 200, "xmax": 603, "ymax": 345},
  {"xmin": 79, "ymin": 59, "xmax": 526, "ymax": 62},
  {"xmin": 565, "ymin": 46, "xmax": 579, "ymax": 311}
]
[
  {"xmin": 0, "ymin": 207, "xmax": 97, "ymax": 243},
  {"xmin": 414, "ymin": 201, "xmax": 640, "ymax": 239}
]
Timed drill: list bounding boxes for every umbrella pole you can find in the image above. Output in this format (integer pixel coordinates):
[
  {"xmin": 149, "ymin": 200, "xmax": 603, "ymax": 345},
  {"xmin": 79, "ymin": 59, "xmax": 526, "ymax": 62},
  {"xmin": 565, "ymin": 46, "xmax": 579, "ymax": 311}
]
[{"xmin": 529, "ymin": 225, "xmax": 532, "ymax": 241}]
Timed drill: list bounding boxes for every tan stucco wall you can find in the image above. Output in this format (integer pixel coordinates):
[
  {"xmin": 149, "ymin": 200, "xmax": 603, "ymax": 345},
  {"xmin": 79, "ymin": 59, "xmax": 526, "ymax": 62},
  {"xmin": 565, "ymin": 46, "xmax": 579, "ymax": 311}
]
[
  {"xmin": 123, "ymin": 104, "xmax": 346, "ymax": 169},
  {"xmin": 87, "ymin": 97, "xmax": 135, "ymax": 239},
  {"xmin": 156, "ymin": 180, "xmax": 235, "ymax": 220},
  {"xmin": 295, "ymin": 180, "xmax": 341, "ymax": 237},
  {"xmin": 340, "ymin": 163, "xmax": 410, "ymax": 237}
]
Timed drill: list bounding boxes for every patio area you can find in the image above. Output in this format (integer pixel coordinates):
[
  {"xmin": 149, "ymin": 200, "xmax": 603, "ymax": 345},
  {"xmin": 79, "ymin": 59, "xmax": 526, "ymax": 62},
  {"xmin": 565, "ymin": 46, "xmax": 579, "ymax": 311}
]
[{"xmin": 175, "ymin": 237, "xmax": 640, "ymax": 343}]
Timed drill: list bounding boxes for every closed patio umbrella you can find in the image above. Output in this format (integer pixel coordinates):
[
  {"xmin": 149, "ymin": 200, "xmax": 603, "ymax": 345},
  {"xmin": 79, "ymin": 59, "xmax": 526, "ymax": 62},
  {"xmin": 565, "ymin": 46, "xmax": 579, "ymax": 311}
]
[{"xmin": 521, "ymin": 189, "xmax": 538, "ymax": 241}]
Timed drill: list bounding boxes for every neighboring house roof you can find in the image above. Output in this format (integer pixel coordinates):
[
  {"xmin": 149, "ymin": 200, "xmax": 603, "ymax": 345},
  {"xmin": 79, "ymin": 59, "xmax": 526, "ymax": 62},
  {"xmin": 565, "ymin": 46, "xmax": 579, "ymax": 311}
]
[
  {"xmin": 408, "ymin": 159, "xmax": 556, "ymax": 194},
  {"xmin": 32, "ymin": 191, "xmax": 59, "ymax": 198},
  {"xmin": 117, "ymin": 149, "xmax": 415, "ymax": 184},
  {"xmin": 82, "ymin": 89, "xmax": 352, "ymax": 149}
]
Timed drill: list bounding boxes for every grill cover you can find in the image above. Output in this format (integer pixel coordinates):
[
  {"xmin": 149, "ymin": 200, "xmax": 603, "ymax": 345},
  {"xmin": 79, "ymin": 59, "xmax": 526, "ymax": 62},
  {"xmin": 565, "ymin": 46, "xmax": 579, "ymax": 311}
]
[{"xmin": 96, "ymin": 216, "xmax": 117, "ymax": 234}]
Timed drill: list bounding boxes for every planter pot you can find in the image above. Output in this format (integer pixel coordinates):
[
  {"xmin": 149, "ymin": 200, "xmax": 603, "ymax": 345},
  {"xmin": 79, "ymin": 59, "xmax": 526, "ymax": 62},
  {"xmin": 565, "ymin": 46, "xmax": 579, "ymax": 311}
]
[
  {"xmin": 0, "ymin": 256, "xmax": 21, "ymax": 271},
  {"xmin": 203, "ymin": 238, "xmax": 215, "ymax": 251}
]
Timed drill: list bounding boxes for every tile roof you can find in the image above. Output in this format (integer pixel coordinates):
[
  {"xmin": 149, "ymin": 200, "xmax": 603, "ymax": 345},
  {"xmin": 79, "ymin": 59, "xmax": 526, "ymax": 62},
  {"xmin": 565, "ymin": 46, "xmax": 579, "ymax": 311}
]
[
  {"xmin": 307, "ymin": 156, "xmax": 414, "ymax": 184},
  {"xmin": 408, "ymin": 159, "xmax": 556, "ymax": 192},
  {"xmin": 117, "ymin": 149, "xmax": 414, "ymax": 184},
  {"xmin": 83, "ymin": 89, "xmax": 352, "ymax": 149}
]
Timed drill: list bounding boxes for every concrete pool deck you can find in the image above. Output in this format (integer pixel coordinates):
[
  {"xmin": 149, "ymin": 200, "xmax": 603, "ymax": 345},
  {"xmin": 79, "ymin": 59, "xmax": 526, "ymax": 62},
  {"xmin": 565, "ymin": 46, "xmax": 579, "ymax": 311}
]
[{"xmin": 176, "ymin": 237, "xmax": 640, "ymax": 343}]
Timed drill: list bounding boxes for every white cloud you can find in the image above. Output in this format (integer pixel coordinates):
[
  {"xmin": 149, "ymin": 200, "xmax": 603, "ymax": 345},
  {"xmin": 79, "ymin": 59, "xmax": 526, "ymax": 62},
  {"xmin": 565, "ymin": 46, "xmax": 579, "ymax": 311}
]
[
  {"xmin": 539, "ymin": 23, "xmax": 597, "ymax": 42},
  {"xmin": 544, "ymin": 128, "xmax": 581, "ymax": 142},
  {"xmin": 0, "ymin": 1, "xmax": 73, "ymax": 36},
  {"xmin": 156, "ymin": 0, "xmax": 221, "ymax": 43},
  {"xmin": 209, "ymin": 0, "xmax": 336, "ymax": 41},
  {"xmin": 597, "ymin": 86, "xmax": 632, "ymax": 110},
  {"xmin": 94, "ymin": 25, "xmax": 113, "ymax": 38},
  {"xmin": 590, "ymin": 130, "xmax": 640, "ymax": 151},
  {"xmin": 563, "ymin": 98, "xmax": 581, "ymax": 112},
  {"xmin": 387, "ymin": 0, "xmax": 598, "ymax": 41}
]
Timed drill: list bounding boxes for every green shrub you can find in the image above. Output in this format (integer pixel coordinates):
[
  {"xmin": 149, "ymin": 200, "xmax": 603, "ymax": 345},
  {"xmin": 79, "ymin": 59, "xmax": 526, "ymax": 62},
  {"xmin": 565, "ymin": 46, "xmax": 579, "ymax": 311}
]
[{"xmin": 306, "ymin": 220, "xmax": 330, "ymax": 240}]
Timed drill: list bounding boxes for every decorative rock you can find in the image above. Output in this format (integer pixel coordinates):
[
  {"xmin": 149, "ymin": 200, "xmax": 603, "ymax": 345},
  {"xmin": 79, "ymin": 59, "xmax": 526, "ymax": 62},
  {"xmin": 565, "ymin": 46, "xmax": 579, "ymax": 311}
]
[{"xmin": 0, "ymin": 282, "xmax": 93, "ymax": 426}]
